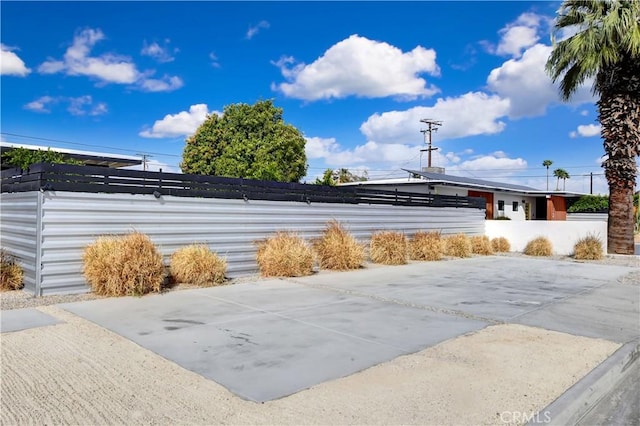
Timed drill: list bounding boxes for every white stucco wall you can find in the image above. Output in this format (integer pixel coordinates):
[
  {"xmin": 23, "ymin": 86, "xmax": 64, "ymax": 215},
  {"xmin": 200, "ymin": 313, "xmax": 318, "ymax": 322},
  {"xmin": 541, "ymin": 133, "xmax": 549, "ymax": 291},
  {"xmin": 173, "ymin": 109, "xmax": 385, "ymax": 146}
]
[
  {"xmin": 485, "ymin": 221, "xmax": 608, "ymax": 255},
  {"xmin": 491, "ymin": 193, "xmax": 537, "ymax": 220}
]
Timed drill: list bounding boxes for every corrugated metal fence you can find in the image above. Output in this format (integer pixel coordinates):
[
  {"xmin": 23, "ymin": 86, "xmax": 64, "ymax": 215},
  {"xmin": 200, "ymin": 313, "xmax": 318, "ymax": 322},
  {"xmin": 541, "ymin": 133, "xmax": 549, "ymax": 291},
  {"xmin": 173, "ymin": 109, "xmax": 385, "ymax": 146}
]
[
  {"xmin": 0, "ymin": 192, "xmax": 40, "ymax": 291},
  {"xmin": 2, "ymin": 191, "xmax": 485, "ymax": 295},
  {"xmin": 1, "ymin": 164, "xmax": 485, "ymax": 295},
  {"xmin": 566, "ymin": 213, "xmax": 608, "ymax": 222}
]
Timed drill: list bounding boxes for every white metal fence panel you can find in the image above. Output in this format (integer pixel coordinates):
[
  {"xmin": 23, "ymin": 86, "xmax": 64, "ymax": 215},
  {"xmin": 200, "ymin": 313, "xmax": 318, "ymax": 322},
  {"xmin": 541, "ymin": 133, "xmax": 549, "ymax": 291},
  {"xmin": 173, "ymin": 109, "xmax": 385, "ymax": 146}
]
[
  {"xmin": 0, "ymin": 191, "xmax": 40, "ymax": 292},
  {"xmin": 37, "ymin": 191, "xmax": 484, "ymax": 295},
  {"xmin": 567, "ymin": 213, "xmax": 608, "ymax": 222}
]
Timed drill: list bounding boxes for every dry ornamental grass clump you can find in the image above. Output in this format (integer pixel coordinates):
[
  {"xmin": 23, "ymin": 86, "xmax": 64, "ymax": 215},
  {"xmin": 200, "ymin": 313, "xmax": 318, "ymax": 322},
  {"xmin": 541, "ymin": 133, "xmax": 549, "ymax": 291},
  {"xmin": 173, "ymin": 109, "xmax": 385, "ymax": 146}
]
[
  {"xmin": 470, "ymin": 235, "xmax": 494, "ymax": 255},
  {"xmin": 573, "ymin": 234, "xmax": 603, "ymax": 260},
  {"xmin": 370, "ymin": 231, "xmax": 408, "ymax": 265},
  {"xmin": 409, "ymin": 231, "xmax": 444, "ymax": 261},
  {"xmin": 256, "ymin": 232, "xmax": 314, "ymax": 277},
  {"xmin": 82, "ymin": 232, "xmax": 165, "ymax": 296},
  {"xmin": 171, "ymin": 244, "xmax": 227, "ymax": 286},
  {"xmin": 444, "ymin": 233, "xmax": 472, "ymax": 258},
  {"xmin": 313, "ymin": 221, "xmax": 364, "ymax": 270},
  {"xmin": 524, "ymin": 236, "xmax": 553, "ymax": 257},
  {"xmin": 491, "ymin": 237, "xmax": 511, "ymax": 252},
  {"xmin": 0, "ymin": 249, "xmax": 24, "ymax": 291}
]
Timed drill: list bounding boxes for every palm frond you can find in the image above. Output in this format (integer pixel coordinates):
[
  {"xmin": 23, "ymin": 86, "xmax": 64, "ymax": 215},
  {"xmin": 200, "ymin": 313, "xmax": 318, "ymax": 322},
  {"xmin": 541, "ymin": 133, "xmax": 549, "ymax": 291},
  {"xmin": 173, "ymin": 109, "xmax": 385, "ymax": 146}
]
[{"xmin": 546, "ymin": 0, "xmax": 640, "ymax": 99}]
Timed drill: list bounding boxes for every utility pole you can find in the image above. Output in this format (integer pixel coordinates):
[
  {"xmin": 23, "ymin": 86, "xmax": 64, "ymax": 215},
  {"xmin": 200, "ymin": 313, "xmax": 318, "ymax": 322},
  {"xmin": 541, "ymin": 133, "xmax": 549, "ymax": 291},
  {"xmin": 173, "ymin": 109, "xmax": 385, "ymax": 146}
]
[
  {"xmin": 137, "ymin": 153, "xmax": 153, "ymax": 171},
  {"xmin": 419, "ymin": 119, "xmax": 442, "ymax": 168},
  {"xmin": 590, "ymin": 172, "xmax": 593, "ymax": 194}
]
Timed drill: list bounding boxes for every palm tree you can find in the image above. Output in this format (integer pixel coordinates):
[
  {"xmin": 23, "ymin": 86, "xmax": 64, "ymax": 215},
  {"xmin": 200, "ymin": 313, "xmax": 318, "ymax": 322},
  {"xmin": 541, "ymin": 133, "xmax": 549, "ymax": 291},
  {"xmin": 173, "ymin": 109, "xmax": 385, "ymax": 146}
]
[
  {"xmin": 546, "ymin": 0, "xmax": 640, "ymax": 255},
  {"xmin": 553, "ymin": 168, "xmax": 570, "ymax": 191},
  {"xmin": 542, "ymin": 159, "xmax": 553, "ymax": 191}
]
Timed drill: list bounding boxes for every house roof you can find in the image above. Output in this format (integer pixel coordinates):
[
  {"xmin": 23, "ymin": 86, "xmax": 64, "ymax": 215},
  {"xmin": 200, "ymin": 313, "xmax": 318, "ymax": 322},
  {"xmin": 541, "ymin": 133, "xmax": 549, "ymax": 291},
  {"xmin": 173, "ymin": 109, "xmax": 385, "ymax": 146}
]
[
  {"xmin": 1, "ymin": 142, "xmax": 143, "ymax": 169},
  {"xmin": 403, "ymin": 169, "xmax": 539, "ymax": 193},
  {"xmin": 340, "ymin": 169, "xmax": 587, "ymax": 197}
]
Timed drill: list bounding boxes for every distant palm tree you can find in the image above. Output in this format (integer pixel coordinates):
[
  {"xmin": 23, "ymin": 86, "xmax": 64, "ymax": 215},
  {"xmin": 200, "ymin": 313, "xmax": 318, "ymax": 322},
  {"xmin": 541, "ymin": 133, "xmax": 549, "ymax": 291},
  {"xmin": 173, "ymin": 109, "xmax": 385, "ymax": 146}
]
[
  {"xmin": 542, "ymin": 160, "xmax": 553, "ymax": 191},
  {"xmin": 546, "ymin": 0, "xmax": 640, "ymax": 254},
  {"xmin": 553, "ymin": 168, "xmax": 570, "ymax": 191}
]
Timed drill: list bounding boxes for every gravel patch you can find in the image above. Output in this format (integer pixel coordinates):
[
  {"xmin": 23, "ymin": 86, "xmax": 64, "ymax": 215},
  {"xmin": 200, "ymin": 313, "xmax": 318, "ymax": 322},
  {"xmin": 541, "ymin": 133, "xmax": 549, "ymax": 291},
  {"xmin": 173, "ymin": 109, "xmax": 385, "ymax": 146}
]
[{"xmin": 0, "ymin": 275, "xmax": 262, "ymax": 311}]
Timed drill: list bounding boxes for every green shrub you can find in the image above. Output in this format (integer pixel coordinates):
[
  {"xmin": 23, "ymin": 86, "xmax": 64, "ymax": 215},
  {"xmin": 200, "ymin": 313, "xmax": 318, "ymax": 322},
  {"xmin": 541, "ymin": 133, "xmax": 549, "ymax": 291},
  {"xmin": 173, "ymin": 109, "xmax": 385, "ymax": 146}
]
[{"xmin": 567, "ymin": 195, "xmax": 609, "ymax": 213}]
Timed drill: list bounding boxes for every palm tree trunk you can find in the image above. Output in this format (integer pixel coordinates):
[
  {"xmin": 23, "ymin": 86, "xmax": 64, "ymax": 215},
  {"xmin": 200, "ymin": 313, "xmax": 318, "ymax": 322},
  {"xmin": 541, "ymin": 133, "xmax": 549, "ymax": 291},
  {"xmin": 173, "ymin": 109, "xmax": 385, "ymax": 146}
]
[
  {"xmin": 598, "ymin": 55, "xmax": 640, "ymax": 255},
  {"xmin": 607, "ymin": 184, "xmax": 635, "ymax": 254}
]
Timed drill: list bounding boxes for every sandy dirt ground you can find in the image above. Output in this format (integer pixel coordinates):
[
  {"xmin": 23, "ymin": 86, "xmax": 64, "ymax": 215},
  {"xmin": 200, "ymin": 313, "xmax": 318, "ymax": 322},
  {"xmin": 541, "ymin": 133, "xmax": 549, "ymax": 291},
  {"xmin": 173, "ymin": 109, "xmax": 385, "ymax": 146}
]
[{"xmin": 1, "ymin": 305, "xmax": 619, "ymax": 426}]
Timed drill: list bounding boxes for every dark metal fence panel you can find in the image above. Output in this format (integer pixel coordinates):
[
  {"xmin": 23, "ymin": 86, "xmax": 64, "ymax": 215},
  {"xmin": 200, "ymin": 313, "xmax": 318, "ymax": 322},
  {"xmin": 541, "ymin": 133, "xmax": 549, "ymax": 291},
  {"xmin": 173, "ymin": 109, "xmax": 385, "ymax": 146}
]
[{"xmin": 1, "ymin": 163, "xmax": 486, "ymax": 209}]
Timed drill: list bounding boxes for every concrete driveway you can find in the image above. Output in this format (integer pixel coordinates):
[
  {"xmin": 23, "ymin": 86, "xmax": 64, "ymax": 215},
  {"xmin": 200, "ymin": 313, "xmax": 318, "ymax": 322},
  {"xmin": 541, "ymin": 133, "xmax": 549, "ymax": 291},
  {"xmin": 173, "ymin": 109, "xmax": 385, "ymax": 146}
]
[{"xmin": 53, "ymin": 256, "xmax": 638, "ymax": 403}]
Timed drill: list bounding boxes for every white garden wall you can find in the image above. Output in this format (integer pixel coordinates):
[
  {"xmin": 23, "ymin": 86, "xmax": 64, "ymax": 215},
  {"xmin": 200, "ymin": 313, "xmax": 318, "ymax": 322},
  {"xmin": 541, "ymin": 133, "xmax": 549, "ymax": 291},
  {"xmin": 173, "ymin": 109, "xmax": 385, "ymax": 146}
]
[{"xmin": 485, "ymin": 220, "xmax": 608, "ymax": 255}]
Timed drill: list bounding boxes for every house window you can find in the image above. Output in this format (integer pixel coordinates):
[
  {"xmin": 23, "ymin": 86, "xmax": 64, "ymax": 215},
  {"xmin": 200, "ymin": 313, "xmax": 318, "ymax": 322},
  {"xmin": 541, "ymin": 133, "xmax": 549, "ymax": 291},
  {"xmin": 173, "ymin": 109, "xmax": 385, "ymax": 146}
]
[
  {"xmin": 512, "ymin": 201, "xmax": 518, "ymax": 211},
  {"xmin": 498, "ymin": 200, "xmax": 505, "ymax": 211}
]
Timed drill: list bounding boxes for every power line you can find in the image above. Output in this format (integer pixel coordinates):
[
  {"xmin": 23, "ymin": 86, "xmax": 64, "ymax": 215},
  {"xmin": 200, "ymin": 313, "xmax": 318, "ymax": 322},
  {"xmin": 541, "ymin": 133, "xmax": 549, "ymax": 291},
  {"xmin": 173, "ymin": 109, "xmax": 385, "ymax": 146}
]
[{"xmin": 1, "ymin": 132, "xmax": 182, "ymax": 158}]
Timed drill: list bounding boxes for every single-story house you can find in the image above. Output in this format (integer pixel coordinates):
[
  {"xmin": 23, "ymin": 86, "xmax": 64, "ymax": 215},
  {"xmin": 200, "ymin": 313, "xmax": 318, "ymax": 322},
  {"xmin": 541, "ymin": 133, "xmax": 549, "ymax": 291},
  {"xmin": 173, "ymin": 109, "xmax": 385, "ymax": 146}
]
[{"xmin": 339, "ymin": 168, "xmax": 587, "ymax": 221}]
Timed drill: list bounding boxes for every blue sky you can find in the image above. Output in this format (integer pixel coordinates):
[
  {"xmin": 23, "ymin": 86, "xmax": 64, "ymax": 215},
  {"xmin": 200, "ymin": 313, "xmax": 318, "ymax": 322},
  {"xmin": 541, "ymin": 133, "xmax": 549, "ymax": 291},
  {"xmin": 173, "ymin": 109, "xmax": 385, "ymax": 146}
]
[{"xmin": 1, "ymin": 1, "xmax": 625, "ymax": 194}]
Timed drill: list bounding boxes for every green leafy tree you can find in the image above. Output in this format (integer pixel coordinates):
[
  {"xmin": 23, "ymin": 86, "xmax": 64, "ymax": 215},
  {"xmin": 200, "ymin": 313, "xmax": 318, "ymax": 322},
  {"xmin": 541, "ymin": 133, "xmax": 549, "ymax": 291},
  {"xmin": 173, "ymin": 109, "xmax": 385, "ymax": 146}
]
[
  {"xmin": 542, "ymin": 159, "xmax": 553, "ymax": 191},
  {"xmin": 553, "ymin": 168, "xmax": 570, "ymax": 191},
  {"xmin": 180, "ymin": 99, "xmax": 307, "ymax": 182},
  {"xmin": 546, "ymin": 0, "xmax": 640, "ymax": 254},
  {"xmin": 314, "ymin": 169, "xmax": 337, "ymax": 186},
  {"xmin": 567, "ymin": 195, "xmax": 609, "ymax": 213},
  {"xmin": 312, "ymin": 168, "xmax": 369, "ymax": 185},
  {"xmin": 2, "ymin": 147, "xmax": 82, "ymax": 170}
]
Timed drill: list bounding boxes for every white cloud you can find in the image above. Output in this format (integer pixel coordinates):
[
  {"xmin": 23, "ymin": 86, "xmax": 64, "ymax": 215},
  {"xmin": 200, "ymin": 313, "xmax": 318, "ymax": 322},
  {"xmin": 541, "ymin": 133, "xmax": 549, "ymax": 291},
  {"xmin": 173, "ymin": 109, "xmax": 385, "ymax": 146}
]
[
  {"xmin": 570, "ymin": 123, "xmax": 601, "ymax": 138},
  {"xmin": 360, "ymin": 92, "xmax": 510, "ymax": 145},
  {"xmin": 455, "ymin": 153, "xmax": 528, "ymax": 173},
  {"xmin": 139, "ymin": 104, "xmax": 220, "ymax": 138},
  {"xmin": 39, "ymin": 28, "xmax": 138, "ymax": 83},
  {"xmin": 38, "ymin": 28, "xmax": 182, "ymax": 92},
  {"xmin": 1, "ymin": 44, "xmax": 31, "ymax": 76},
  {"xmin": 24, "ymin": 96, "xmax": 56, "ymax": 113},
  {"xmin": 495, "ymin": 13, "xmax": 545, "ymax": 58},
  {"xmin": 67, "ymin": 95, "xmax": 108, "ymax": 116},
  {"xmin": 487, "ymin": 43, "xmax": 594, "ymax": 118},
  {"xmin": 486, "ymin": 44, "xmax": 557, "ymax": 118},
  {"xmin": 273, "ymin": 34, "xmax": 440, "ymax": 101},
  {"xmin": 24, "ymin": 95, "xmax": 107, "ymax": 116},
  {"xmin": 304, "ymin": 132, "xmax": 530, "ymax": 183},
  {"xmin": 141, "ymin": 40, "xmax": 176, "ymax": 63},
  {"xmin": 246, "ymin": 20, "xmax": 270, "ymax": 40},
  {"xmin": 305, "ymin": 136, "xmax": 365, "ymax": 166},
  {"xmin": 138, "ymin": 75, "xmax": 183, "ymax": 92},
  {"xmin": 209, "ymin": 52, "xmax": 220, "ymax": 68}
]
